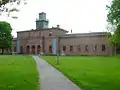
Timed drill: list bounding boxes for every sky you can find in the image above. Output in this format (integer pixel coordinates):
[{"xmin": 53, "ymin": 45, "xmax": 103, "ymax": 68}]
[{"xmin": 0, "ymin": 0, "xmax": 111, "ymax": 37}]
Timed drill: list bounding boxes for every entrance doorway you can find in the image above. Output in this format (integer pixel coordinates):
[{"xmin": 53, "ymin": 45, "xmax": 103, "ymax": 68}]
[{"xmin": 31, "ymin": 45, "xmax": 35, "ymax": 54}]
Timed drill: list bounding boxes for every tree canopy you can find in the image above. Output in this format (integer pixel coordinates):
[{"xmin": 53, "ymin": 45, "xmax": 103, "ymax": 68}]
[
  {"xmin": 0, "ymin": 0, "xmax": 27, "ymax": 18},
  {"xmin": 0, "ymin": 21, "xmax": 12, "ymax": 53},
  {"xmin": 107, "ymin": 0, "xmax": 120, "ymax": 46}
]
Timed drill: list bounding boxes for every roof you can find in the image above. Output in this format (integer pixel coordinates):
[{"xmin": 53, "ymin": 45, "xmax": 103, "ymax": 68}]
[
  {"xmin": 17, "ymin": 28, "xmax": 68, "ymax": 33},
  {"xmin": 58, "ymin": 32, "xmax": 105, "ymax": 38}
]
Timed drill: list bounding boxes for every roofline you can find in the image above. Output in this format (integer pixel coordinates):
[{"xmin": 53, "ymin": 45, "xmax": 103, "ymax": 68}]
[
  {"xmin": 58, "ymin": 32, "xmax": 105, "ymax": 38},
  {"xmin": 17, "ymin": 28, "xmax": 68, "ymax": 33}
]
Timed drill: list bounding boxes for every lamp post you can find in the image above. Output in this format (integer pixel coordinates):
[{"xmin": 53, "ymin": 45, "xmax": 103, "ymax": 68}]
[{"xmin": 57, "ymin": 36, "xmax": 60, "ymax": 65}]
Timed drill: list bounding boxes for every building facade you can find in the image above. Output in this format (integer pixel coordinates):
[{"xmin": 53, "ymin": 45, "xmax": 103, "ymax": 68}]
[
  {"xmin": 11, "ymin": 29, "xmax": 114, "ymax": 55},
  {"xmin": 1, "ymin": 12, "xmax": 115, "ymax": 55}
]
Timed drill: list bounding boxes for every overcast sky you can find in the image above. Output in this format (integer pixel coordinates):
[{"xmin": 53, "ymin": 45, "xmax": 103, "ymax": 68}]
[{"xmin": 0, "ymin": 0, "xmax": 111, "ymax": 37}]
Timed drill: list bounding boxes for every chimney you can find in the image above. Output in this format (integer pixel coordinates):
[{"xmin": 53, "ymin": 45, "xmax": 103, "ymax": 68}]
[
  {"xmin": 57, "ymin": 25, "xmax": 60, "ymax": 28},
  {"xmin": 71, "ymin": 29, "xmax": 72, "ymax": 33}
]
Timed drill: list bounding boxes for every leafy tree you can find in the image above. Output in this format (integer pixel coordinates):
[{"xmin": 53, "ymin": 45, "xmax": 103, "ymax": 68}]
[
  {"xmin": 0, "ymin": 0, "xmax": 27, "ymax": 18},
  {"xmin": 0, "ymin": 21, "xmax": 12, "ymax": 54},
  {"xmin": 107, "ymin": 0, "xmax": 120, "ymax": 50}
]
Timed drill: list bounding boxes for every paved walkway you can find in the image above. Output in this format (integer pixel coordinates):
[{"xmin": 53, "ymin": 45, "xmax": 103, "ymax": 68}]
[{"xmin": 33, "ymin": 56, "xmax": 81, "ymax": 90}]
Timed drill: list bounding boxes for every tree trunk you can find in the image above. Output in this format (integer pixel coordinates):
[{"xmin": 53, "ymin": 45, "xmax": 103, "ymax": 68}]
[
  {"xmin": 114, "ymin": 45, "xmax": 116, "ymax": 55},
  {"xmin": 2, "ymin": 48, "xmax": 4, "ymax": 54}
]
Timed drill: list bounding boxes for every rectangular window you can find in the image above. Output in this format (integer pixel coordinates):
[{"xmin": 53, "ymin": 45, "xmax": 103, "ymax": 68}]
[
  {"xmin": 85, "ymin": 45, "xmax": 88, "ymax": 51},
  {"xmin": 101, "ymin": 44, "xmax": 106, "ymax": 51},
  {"xmin": 70, "ymin": 45, "xmax": 73, "ymax": 51},
  {"xmin": 49, "ymin": 45, "xmax": 52, "ymax": 53},
  {"xmin": 77, "ymin": 45, "xmax": 81, "ymax": 52},
  {"xmin": 93, "ymin": 44, "xmax": 97, "ymax": 52},
  {"xmin": 63, "ymin": 46, "xmax": 66, "ymax": 52},
  {"xmin": 6, "ymin": 49, "xmax": 8, "ymax": 52},
  {"xmin": 14, "ymin": 47, "xmax": 16, "ymax": 52},
  {"xmin": 20, "ymin": 46, "xmax": 23, "ymax": 53}
]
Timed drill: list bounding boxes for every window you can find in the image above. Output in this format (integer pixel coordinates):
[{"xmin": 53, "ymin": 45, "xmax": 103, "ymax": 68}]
[
  {"xmin": 14, "ymin": 47, "xmax": 16, "ymax": 52},
  {"xmin": 20, "ymin": 46, "xmax": 23, "ymax": 53},
  {"xmin": 70, "ymin": 45, "xmax": 73, "ymax": 51},
  {"xmin": 63, "ymin": 46, "xmax": 66, "ymax": 52},
  {"xmin": 101, "ymin": 44, "xmax": 106, "ymax": 51},
  {"xmin": 26, "ymin": 46, "xmax": 30, "ymax": 53},
  {"xmin": 77, "ymin": 45, "xmax": 81, "ymax": 52},
  {"xmin": 37, "ymin": 45, "xmax": 41, "ymax": 54},
  {"xmin": 6, "ymin": 49, "xmax": 8, "ymax": 52},
  {"xmin": 49, "ymin": 32, "xmax": 52, "ymax": 36},
  {"xmin": 85, "ymin": 45, "xmax": 88, "ymax": 51},
  {"xmin": 49, "ymin": 45, "xmax": 52, "ymax": 53},
  {"xmin": 93, "ymin": 44, "xmax": 97, "ymax": 52}
]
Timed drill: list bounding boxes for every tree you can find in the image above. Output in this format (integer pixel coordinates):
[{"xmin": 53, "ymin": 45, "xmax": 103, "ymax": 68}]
[
  {"xmin": 0, "ymin": 21, "xmax": 12, "ymax": 54},
  {"xmin": 107, "ymin": 0, "xmax": 120, "ymax": 50},
  {"xmin": 0, "ymin": 0, "xmax": 27, "ymax": 18}
]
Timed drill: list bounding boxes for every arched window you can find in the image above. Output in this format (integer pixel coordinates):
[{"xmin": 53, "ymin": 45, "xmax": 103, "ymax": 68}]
[
  {"xmin": 26, "ymin": 46, "xmax": 30, "ymax": 54},
  {"xmin": 37, "ymin": 45, "xmax": 41, "ymax": 54}
]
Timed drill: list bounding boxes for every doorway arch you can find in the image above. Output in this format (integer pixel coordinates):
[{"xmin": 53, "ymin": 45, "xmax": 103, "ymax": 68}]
[
  {"xmin": 26, "ymin": 46, "xmax": 30, "ymax": 54},
  {"xmin": 37, "ymin": 45, "xmax": 41, "ymax": 54},
  {"xmin": 49, "ymin": 45, "xmax": 52, "ymax": 53},
  {"xmin": 31, "ymin": 45, "xmax": 36, "ymax": 54}
]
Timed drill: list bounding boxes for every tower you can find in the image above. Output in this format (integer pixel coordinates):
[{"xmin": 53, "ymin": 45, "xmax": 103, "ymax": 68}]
[{"xmin": 36, "ymin": 12, "xmax": 49, "ymax": 29}]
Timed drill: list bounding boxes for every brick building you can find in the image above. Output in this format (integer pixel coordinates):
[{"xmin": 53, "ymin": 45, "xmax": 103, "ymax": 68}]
[{"xmin": 2, "ymin": 12, "xmax": 115, "ymax": 55}]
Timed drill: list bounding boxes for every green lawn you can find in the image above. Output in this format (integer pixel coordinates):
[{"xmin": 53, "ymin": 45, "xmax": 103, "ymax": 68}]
[
  {"xmin": 0, "ymin": 55, "xmax": 39, "ymax": 90},
  {"xmin": 41, "ymin": 56, "xmax": 120, "ymax": 90}
]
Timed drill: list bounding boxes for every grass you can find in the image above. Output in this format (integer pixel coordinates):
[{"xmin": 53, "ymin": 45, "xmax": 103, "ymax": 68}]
[
  {"xmin": 41, "ymin": 56, "xmax": 120, "ymax": 90},
  {"xmin": 0, "ymin": 55, "xmax": 39, "ymax": 90}
]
